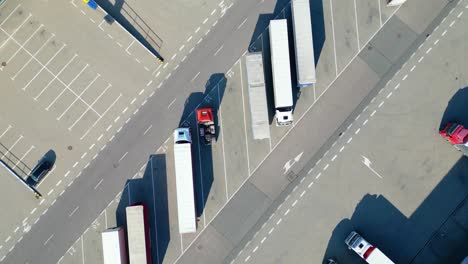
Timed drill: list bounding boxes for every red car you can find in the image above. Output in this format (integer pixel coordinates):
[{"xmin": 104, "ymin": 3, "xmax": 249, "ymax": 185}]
[{"xmin": 439, "ymin": 122, "xmax": 468, "ymax": 144}]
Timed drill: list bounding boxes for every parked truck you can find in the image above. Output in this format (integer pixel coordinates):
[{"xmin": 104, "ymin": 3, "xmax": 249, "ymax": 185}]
[
  {"xmin": 269, "ymin": 19, "xmax": 294, "ymax": 126},
  {"xmin": 101, "ymin": 227, "xmax": 127, "ymax": 264},
  {"xmin": 126, "ymin": 204, "xmax": 151, "ymax": 264},
  {"xmin": 291, "ymin": 0, "xmax": 316, "ymax": 87},
  {"xmin": 173, "ymin": 127, "xmax": 197, "ymax": 234},
  {"xmin": 439, "ymin": 122, "xmax": 468, "ymax": 155},
  {"xmin": 245, "ymin": 52, "xmax": 270, "ymax": 140},
  {"xmin": 345, "ymin": 231, "xmax": 395, "ymax": 264}
]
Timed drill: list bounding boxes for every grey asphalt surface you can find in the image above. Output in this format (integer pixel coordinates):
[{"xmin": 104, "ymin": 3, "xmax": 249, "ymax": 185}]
[{"xmin": 0, "ymin": 0, "xmax": 291, "ymax": 263}]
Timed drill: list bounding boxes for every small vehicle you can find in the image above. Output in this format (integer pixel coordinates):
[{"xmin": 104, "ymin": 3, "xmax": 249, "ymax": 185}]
[
  {"xmin": 196, "ymin": 107, "xmax": 216, "ymax": 145},
  {"xmin": 29, "ymin": 157, "xmax": 52, "ymax": 185}
]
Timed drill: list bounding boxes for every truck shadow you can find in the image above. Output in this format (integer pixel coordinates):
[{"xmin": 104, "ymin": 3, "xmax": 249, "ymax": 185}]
[
  {"xmin": 439, "ymin": 87, "xmax": 468, "ymax": 130},
  {"xmin": 247, "ymin": 0, "xmax": 326, "ymax": 123},
  {"xmin": 177, "ymin": 73, "xmax": 226, "ymax": 219},
  {"xmin": 323, "ymin": 157, "xmax": 468, "ymax": 264},
  {"xmin": 115, "ymin": 154, "xmax": 170, "ymax": 264}
]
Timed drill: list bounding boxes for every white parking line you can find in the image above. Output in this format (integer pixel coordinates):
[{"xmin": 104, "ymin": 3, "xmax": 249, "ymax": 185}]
[
  {"xmin": 353, "ymin": 0, "xmax": 360, "ymax": 50},
  {"xmin": 167, "ymin": 98, "xmax": 177, "ymax": 108},
  {"xmin": 329, "ymin": 0, "xmax": 339, "ymax": 75},
  {"xmin": 214, "ymin": 45, "xmax": 224, "ymax": 56},
  {"xmin": 239, "ymin": 62, "xmax": 251, "ymax": 175},
  {"xmin": 218, "ymin": 84, "xmax": 229, "ymax": 200},
  {"xmin": 46, "ymin": 64, "xmax": 89, "ymax": 110},
  {"xmin": 68, "ymin": 83, "xmax": 111, "ymax": 130},
  {"xmin": 125, "ymin": 40, "xmax": 135, "ymax": 55},
  {"xmin": 143, "ymin": 125, "xmax": 152, "ymax": 135},
  {"xmin": 1, "ymin": 135, "xmax": 23, "ymax": 159},
  {"xmin": 2, "ymin": 24, "xmax": 43, "ymax": 70},
  {"xmin": 12, "ymin": 145, "xmax": 35, "ymax": 169},
  {"xmin": 80, "ymin": 93, "xmax": 122, "ymax": 140},
  {"xmin": 13, "ymin": 34, "xmax": 57, "ymax": 82},
  {"xmin": 34, "ymin": 54, "xmax": 78, "ymax": 99},
  {"xmin": 0, "ymin": 125, "xmax": 12, "ymax": 138},
  {"xmin": 57, "ymin": 73, "xmax": 100, "ymax": 120},
  {"xmin": 94, "ymin": 179, "xmax": 103, "ymax": 189},
  {"xmin": 0, "ymin": 5, "xmax": 21, "ymax": 27},
  {"xmin": 0, "ymin": 13, "xmax": 32, "ymax": 50},
  {"xmin": 237, "ymin": 18, "xmax": 248, "ymax": 29}
]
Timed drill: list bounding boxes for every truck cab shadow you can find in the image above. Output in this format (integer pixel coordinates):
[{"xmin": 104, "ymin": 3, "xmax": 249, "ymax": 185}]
[
  {"xmin": 115, "ymin": 154, "xmax": 169, "ymax": 264},
  {"xmin": 439, "ymin": 87, "xmax": 468, "ymax": 130},
  {"xmin": 323, "ymin": 157, "xmax": 468, "ymax": 264}
]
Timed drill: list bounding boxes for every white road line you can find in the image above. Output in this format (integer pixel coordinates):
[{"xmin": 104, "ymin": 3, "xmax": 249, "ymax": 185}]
[
  {"xmin": 191, "ymin": 71, "xmax": 201, "ymax": 82},
  {"xmin": 167, "ymin": 98, "xmax": 177, "ymax": 108},
  {"xmin": 44, "ymin": 234, "xmax": 54, "ymax": 245},
  {"xmin": 118, "ymin": 152, "xmax": 128, "ymax": 162},
  {"xmin": 353, "ymin": 0, "xmax": 360, "ymax": 49},
  {"xmin": 34, "ymin": 54, "xmax": 78, "ymax": 99},
  {"xmin": 457, "ymin": 11, "xmax": 463, "ymax": 18},
  {"xmin": 363, "ymin": 119, "xmax": 368, "ymax": 125},
  {"xmin": 238, "ymin": 18, "xmax": 248, "ymax": 29},
  {"xmin": 410, "ymin": 65, "xmax": 416, "ymax": 72},
  {"xmin": 239, "ymin": 62, "xmax": 251, "ymax": 175},
  {"xmin": 187, "ymin": 35, "xmax": 193, "ymax": 42},
  {"xmin": 449, "ymin": 20, "xmax": 455, "ymax": 27},
  {"xmin": 214, "ymin": 45, "xmax": 224, "ymax": 56},
  {"xmin": 218, "ymin": 84, "xmax": 229, "ymax": 200},
  {"xmin": 386, "ymin": 92, "xmax": 393, "ymax": 99},
  {"xmin": 418, "ymin": 56, "xmax": 425, "ymax": 63},
  {"xmin": 378, "ymin": 101, "xmax": 384, "ymax": 108},
  {"xmin": 315, "ymin": 172, "xmax": 322, "ymax": 179},
  {"xmin": 68, "ymin": 206, "xmax": 79, "ymax": 217},
  {"xmin": 355, "ymin": 128, "xmax": 361, "ymax": 134},
  {"xmin": 347, "ymin": 137, "xmax": 353, "ymax": 144},
  {"xmin": 339, "ymin": 146, "xmax": 345, "ymax": 152},
  {"xmin": 56, "ymin": 180, "xmax": 62, "ymax": 187},
  {"xmin": 94, "ymin": 179, "xmax": 104, "ymax": 189},
  {"xmin": 426, "ymin": 47, "xmax": 432, "ymax": 54},
  {"xmin": 195, "ymin": 26, "xmax": 201, "ymax": 33},
  {"xmin": 329, "ymin": 0, "xmax": 339, "ymax": 75},
  {"xmin": 442, "ymin": 29, "xmax": 447, "ymax": 36},
  {"xmin": 331, "ymin": 154, "xmax": 338, "ymax": 161},
  {"xmin": 143, "ymin": 125, "xmax": 152, "ymax": 135},
  {"xmin": 14, "ymin": 34, "xmax": 58, "ymax": 82},
  {"xmin": 245, "ymin": 255, "xmax": 251, "ymax": 262},
  {"xmin": 323, "ymin": 164, "xmax": 329, "ymax": 170},
  {"xmin": 211, "ymin": 8, "xmax": 216, "ymax": 15},
  {"xmin": 203, "ymin": 18, "xmax": 209, "ymax": 24},
  {"xmin": 30, "ymin": 208, "xmax": 37, "ymax": 214}
]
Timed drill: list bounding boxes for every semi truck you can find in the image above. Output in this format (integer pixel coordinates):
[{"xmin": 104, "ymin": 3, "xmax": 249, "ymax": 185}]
[
  {"xmin": 101, "ymin": 227, "xmax": 127, "ymax": 264},
  {"xmin": 439, "ymin": 122, "xmax": 468, "ymax": 155},
  {"xmin": 126, "ymin": 204, "xmax": 151, "ymax": 264},
  {"xmin": 345, "ymin": 231, "xmax": 395, "ymax": 264},
  {"xmin": 245, "ymin": 52, "xmax": 270, "ymax": 140},
  {"xmin": 291, "ymin": 0, "xmax": 316, "ymax": 87},
  {"xmin": 173, "ymin": 127, "xmax": 197, "ymax": 234},
  {"xmin": 269, "ymin": 19, "xmax": 294, "ymax": 126}
]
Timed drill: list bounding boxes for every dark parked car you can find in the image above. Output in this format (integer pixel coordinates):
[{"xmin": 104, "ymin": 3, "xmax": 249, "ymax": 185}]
[{"xmin": 29, "ymin": 158, "xmax": 52, "ymax": 184}]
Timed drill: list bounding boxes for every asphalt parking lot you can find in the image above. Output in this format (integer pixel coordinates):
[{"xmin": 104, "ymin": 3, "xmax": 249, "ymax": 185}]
[
  {"xmin": 0, "ymin": 0, "xmax": 234, "ymax": 259},
  {"xmin": 56, "ymin": 0, "xmax": 404, "ymax": 263}
]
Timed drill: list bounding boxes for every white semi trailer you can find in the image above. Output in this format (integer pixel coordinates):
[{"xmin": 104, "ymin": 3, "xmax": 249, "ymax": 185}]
[
  {"xmin": 101, "ymin": 227, "xmax": 127, "ymax": 264},
  {"xmin": 173, "ymin": 128, "xmax": 197, "ymax": 234},
  {"xmin": 345, "ymin": 231, "xmax": 395, "ymax": 264},
  {"xmin": 269, "ymin": 19, "xmax": 294, "ymax": 126},
  {"xmin": 245, "ymin": 52, "xmax": 270, "ymax": 140},
  {"xmin": 291, "ymin": 0, "xmax": 316, "ymax": 87}
]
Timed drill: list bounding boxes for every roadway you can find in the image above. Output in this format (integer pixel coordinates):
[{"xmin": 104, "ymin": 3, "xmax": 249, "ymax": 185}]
[
  {"xmin": 0, "ymin": 0, "xmax": 293, "ymax": 263},
  {"xmin": 227, "ymin": 0, "xmax": 468, "ymax": 263}
]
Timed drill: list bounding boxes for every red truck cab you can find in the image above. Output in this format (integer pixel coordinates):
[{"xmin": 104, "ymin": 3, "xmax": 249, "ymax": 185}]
[{"xmin": 439, "ymin": 123, "xmax": 468, "ymax": 144}]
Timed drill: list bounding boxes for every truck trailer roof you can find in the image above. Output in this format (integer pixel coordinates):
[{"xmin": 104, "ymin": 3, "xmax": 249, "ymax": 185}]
[
  {"xmin": 292, "ymin": 0, "xmax": 316, "ymax": 86},
  {"xmin": 245, "ymin": 52, "xmax": 270, "ymax": 140},
  {"xmin": 269, "ymin": 19, "xmax": 293, "ymax": 108}
]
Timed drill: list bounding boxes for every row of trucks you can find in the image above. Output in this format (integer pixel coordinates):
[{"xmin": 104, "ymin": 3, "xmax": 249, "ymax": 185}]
[
  {"xmin": 247, "ymin": 0, "xmax": 407, "ymax": 128},
  {"xmin": 101, "ymin": 204, "xmax": 151, "ymax": 264}
]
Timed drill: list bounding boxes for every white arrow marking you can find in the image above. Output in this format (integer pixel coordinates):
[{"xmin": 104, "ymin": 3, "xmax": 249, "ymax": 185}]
[{"xmin": 361, "ymin": 155, "xmax": 383, "ymax": 179}]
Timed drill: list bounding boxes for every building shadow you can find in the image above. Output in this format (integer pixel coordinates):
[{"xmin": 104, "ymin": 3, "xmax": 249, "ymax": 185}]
[
  {"xmin": 323, "ymin": 157, "xmax": 468, "ymax": 264},
  {"xmin": 115, "ymin": 154, "xmax": 170, "ymax": 264},
  {"xmin": 95, "ymin": 0, "xmax": 164, "ymax": 61},
  {"xmin": 177, "ymin": 73, "xmax": 226, "ymax": 218},
  {"xmin": 439, "ymin": 87, "xmax": 468, "ymax": 130}
]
